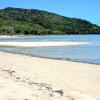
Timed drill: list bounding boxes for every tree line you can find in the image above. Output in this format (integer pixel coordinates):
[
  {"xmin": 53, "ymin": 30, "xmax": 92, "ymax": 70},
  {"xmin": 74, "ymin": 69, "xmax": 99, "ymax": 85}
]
[{"xmin": 0, "ymin": 7, "xmax": 100, "ymax": 35}]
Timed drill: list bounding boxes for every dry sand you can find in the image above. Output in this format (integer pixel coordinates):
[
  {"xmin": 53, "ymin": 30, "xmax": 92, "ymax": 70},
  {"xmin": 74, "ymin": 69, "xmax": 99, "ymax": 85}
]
[
  {"xmin": 0, "ymin": 51, "xmax": 100, "ymax": 100},
  {"xmin": 0, "ymin": 35, "xmax": 16, "ymax": 38},
  {"xmin": 0, "ymin": 41, "xmax": 91, "ymax": 47}
]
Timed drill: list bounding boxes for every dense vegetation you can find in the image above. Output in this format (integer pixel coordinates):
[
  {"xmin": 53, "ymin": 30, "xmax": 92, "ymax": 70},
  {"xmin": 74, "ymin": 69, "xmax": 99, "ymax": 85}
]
[{"xmin": 0, "ymin": 7, "xmax": 100, "ymax": 35}]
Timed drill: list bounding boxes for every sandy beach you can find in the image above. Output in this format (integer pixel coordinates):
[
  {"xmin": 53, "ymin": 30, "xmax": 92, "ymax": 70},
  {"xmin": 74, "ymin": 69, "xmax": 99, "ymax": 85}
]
[
  {"xmin": 0, "ymin": 35, "xmax": 16, "ymax": 38},
  {"xmin": 0, "ymin": 51, "xmax": 100, "ymax": 100},
  {"xmin": 0, "ymin": 41, "xmax": 91, "ymax": 47}
]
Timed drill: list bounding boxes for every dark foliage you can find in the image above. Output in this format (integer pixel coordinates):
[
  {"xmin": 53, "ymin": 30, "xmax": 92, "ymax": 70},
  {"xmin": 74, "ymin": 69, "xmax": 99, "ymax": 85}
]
[{"xmin": 0, "ymin": 7, "xmax": 100, "ymax": 35}]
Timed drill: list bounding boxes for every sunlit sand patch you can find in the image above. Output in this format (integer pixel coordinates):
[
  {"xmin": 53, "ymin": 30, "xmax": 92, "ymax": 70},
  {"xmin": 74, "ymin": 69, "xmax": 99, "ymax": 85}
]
[{"xmin": 0, "ymin": 42, "xmax": 91, "ymax": 47}]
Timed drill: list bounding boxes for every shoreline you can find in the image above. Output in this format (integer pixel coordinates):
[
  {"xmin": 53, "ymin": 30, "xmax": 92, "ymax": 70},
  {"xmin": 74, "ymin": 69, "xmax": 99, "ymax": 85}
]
[
  {"xmin": 0, "ymin": 50, "xmax": 100, "ymax": 65},
  {"xmin": 0, "ymin": 35, "xmax": 16, "ymax": 38},
  {"xmin": 0, "ymin": 51, "xmax": 100, "ymax": 100},
  {"xmin": 0, "ymin": 42, "xmax": 91, "ymax": 47}
]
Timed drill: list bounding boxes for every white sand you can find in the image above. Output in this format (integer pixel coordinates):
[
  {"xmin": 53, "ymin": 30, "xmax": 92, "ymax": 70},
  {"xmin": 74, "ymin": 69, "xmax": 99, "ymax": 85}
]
[
  {"xmin": 0, "ymin": 35, "xmax": 16, "ymax": 38},
  {"xmin": 0, "ymin": 41, "xmax": 91, "ymax": 47},
  {"xmin": 0, "ymin": 51, "xmax": 100, "ymax": 100}
]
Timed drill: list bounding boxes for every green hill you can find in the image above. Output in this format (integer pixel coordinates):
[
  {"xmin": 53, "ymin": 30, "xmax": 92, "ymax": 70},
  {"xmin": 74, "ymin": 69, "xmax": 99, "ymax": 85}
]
[{"xmin": 0, "ymin": 7, "xmax": 100, "ymax": 35}]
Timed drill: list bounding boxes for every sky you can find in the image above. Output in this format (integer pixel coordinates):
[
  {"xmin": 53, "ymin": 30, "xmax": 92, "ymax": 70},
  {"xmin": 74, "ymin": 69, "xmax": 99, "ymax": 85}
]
[{"xmin": 0, "ymin": 0, "xmax": 100, "ymax": 25}]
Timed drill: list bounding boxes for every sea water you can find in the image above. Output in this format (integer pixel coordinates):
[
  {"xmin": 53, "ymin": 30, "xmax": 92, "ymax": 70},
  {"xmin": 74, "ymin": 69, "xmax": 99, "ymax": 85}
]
[{"xmin": 0, "ymin": 35, "xmax": 100, "ymax": 64}]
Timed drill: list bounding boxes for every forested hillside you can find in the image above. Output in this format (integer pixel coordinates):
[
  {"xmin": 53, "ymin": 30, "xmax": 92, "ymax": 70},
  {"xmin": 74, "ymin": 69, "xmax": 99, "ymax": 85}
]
[{"xmin": 0, "ymin": 7, "xmax": 100, "ymax": 35}]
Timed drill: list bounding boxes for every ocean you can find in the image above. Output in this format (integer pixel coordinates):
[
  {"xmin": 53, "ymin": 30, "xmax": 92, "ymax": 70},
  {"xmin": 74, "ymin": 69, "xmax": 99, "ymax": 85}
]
[{"xmin": 0, "ymin": 35, "xmax": 100, "ymax": 65}]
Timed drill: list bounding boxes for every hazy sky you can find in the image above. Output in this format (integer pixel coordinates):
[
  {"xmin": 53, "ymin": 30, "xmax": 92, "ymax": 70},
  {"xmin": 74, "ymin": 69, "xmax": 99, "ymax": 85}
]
[{"xmin": 0, "ymin": 0, "xmax": 100, "ymax": 25}]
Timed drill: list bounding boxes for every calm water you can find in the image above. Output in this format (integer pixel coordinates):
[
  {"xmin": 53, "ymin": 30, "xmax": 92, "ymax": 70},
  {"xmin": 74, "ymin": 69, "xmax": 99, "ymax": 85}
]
[{"xmin": 0, "ymin": 35, "xmax": 100, "ymax": 65}]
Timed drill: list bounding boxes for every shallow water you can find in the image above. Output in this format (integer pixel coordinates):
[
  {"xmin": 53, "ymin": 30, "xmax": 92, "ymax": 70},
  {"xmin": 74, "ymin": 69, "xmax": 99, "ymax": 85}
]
[
  {"xmin": 0, "ymin": 35, "xmax": 100, "ymax": 43},
  {"xmin": 0, "ymin": 35, "xmax": 100, "ymax": 65}
]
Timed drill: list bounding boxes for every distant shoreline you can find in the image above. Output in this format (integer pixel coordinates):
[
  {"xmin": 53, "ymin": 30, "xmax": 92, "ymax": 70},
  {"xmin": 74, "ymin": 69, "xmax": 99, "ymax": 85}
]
[
  {"xmin": 0, "ymin": 41, "xmax": 91, "ymax": 47},
  {"xmin": 0, "ymin": 34, "xmax": 100, "ymax": 37},
  {"xmin": 0, "ymin": 35, "xmax": 16, "ymax": 38}
]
